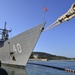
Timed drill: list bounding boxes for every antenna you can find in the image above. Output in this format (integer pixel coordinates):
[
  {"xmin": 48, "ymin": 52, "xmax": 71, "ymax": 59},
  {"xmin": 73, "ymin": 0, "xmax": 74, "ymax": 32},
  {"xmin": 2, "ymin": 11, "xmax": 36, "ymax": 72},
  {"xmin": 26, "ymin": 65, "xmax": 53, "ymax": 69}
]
[{"xmin": 4, "ymin": 22, "xmax": 7, "ymax": 30}]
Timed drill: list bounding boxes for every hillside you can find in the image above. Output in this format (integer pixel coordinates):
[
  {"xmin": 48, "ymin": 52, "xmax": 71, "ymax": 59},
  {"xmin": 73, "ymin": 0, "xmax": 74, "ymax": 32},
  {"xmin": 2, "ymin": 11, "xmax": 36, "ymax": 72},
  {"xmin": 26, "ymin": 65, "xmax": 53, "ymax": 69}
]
[{"xmin": 30, "ymin": 52, "xmax": 75, "ymax": 60}]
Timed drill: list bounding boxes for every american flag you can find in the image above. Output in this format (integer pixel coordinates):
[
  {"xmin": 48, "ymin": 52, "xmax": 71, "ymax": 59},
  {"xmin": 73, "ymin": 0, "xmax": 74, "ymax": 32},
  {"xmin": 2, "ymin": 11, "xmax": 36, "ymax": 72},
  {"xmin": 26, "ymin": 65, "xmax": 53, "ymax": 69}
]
[{"xmin": 44, "ymin": 7, "xmax": 47, "ymax": 12}]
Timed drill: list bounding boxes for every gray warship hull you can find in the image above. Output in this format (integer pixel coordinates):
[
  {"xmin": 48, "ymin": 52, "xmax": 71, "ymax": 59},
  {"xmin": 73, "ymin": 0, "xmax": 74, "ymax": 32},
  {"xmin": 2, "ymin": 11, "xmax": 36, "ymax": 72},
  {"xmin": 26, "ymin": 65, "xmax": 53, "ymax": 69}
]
[{"xmin": 0, "ymin": 23, "xmax": 45, "ymax": 67}]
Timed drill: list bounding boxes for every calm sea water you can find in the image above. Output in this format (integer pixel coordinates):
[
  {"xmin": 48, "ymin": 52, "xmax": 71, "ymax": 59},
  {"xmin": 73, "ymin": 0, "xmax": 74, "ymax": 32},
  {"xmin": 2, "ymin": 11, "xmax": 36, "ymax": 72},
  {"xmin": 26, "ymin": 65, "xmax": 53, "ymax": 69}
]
[{"xmin": 1, "ymin": 60, "xmax": 75, "ymax": 75}]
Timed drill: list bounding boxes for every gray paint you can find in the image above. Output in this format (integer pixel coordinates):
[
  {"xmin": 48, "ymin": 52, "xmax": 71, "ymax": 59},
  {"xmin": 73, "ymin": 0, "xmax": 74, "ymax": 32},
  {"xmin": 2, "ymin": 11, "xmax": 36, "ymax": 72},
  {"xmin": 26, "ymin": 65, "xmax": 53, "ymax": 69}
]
[{"xmin": 0, "ymin": 22, "xmax": 45, "ymax": 66}]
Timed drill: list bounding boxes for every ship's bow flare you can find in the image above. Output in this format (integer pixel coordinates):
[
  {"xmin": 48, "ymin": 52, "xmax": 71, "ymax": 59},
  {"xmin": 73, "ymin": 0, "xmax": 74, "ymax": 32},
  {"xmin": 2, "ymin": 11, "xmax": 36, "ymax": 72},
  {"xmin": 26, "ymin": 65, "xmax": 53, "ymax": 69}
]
[{"xmin": 1, "ymin": 22, "xmax": 45, "ymax": 67}]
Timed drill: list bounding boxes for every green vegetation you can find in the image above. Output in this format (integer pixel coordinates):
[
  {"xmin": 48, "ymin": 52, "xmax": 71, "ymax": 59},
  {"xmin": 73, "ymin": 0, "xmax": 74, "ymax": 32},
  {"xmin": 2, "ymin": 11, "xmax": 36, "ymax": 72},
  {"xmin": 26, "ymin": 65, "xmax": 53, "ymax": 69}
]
[{"xmin": 30, "ymin": 52, "xmax": 75, "ymax": 60}]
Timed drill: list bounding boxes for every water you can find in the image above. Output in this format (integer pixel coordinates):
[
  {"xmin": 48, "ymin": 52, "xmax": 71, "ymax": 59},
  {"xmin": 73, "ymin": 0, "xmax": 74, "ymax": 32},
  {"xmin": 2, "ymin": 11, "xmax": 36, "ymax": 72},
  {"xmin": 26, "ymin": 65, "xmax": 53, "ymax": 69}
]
[{"xmin": 1, "ymin": 60, "xmax": 75, "ymax": 75}]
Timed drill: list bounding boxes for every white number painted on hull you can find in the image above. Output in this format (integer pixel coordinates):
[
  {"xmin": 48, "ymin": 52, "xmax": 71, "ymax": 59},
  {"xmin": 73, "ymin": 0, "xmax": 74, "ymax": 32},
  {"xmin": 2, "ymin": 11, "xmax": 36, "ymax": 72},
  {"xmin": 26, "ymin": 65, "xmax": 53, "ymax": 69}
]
[{"xmin": 13, "ymin": 43, "xmax": 22, "ymax": 53}]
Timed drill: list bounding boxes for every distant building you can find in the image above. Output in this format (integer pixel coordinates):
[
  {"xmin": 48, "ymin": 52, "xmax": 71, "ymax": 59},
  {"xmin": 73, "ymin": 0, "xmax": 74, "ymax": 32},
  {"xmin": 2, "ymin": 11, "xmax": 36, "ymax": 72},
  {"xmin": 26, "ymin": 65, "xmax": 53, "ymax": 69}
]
[
  {"xmin": 29, "ymin": 54, "xmax": 47, "ymax": 61},
  {"xmin": 33, "ymin": 54, "xmax": 38, "ymax": 59}
]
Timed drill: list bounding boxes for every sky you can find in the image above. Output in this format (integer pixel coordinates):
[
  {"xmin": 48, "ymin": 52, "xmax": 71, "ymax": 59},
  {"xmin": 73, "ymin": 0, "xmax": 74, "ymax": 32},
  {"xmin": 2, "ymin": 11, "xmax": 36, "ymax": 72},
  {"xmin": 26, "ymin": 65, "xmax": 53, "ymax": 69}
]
[{"xmin": 0, "ymin": 0, "xmax": 75, "ymax": 58}]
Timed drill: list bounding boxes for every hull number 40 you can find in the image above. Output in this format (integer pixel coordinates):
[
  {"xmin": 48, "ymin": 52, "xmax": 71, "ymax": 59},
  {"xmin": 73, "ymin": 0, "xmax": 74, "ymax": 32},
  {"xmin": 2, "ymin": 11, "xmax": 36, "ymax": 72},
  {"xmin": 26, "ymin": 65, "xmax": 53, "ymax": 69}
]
[{"xmin": 13, "ymin": 43, "xmax": 22, "ymax": 53}]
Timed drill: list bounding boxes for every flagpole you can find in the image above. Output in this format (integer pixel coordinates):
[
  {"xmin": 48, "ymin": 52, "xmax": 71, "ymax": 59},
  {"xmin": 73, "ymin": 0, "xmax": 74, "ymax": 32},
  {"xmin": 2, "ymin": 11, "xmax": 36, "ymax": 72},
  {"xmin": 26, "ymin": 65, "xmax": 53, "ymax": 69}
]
[
  {"xmin": 43, "ymin": 3, "xmax": 45, "ymax": 23},
  {"xmin": 43, "ymin": 8, "xmax": 45, "ymax": 23},
  {"xmin": 43, "ymin": 2, "xmax": 47, "ymax": 23}
]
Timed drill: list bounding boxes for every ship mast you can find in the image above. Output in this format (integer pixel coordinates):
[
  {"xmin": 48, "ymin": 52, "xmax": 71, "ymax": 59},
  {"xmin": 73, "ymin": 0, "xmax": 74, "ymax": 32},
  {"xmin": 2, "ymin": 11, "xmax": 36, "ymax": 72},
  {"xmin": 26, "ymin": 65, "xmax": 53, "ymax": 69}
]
[{"xmin": 0, "ymin": 22, "xmax": 11, "ymax": 41}]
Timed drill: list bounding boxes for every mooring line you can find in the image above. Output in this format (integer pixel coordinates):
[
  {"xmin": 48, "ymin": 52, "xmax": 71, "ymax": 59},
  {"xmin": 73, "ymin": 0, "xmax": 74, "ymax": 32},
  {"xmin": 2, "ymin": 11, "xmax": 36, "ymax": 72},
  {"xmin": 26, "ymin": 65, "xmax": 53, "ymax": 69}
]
[{"xmin": 28, "ymin": 63, "xmax": 75, "ymax": 73}]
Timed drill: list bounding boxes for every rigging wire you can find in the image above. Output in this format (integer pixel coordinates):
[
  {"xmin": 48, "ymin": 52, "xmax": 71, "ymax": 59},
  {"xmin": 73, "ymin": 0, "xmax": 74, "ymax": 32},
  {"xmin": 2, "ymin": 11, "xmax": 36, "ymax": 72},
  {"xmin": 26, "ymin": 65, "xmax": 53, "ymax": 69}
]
[{"xmin": 44, "ymin": 21, "xmax": 60, "ymax": 31}]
